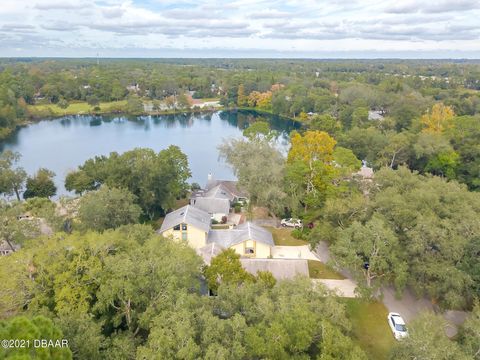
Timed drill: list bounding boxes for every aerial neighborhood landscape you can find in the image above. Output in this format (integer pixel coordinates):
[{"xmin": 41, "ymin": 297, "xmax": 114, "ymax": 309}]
[{"xmin": 1, "ymin": 1, "xmax": 480, "ymax": 360}]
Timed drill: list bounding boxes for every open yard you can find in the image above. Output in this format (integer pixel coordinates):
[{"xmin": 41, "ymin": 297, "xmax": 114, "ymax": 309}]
[
  {"xmin": 344, "ymin": 299, "xmax": 395, "ymax": 360},
  {"xmin": 308, "ymin": 260, "xmax": 345, "ymax": 279},
  {"xmin": 28, "ymin": 100, "xmax": 127, "ymax": 116},
  {"xmin": 266, "ymin": 227, "xmax": 309, "ymax": 246}
]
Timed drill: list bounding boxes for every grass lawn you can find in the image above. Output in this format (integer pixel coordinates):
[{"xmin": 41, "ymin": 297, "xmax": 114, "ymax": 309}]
[
  {"xmin": 308, "ymin": 260, "xmax": 345, "ymax": 279},
  {"xmin": 343, "ymin": 299, "xmax": 395, "ymax": 360},
  {"xmin": 211, "ymin": 224, "xmax": 230, "ymax": 229},
  {"xmin": 28, "ymin": 100, "xmax": 127, "ymax": 116},
  {"xmin": 265, "ymin": 227, "xmax": 309, "ymax": 246},
  {"xmin": 198, "ymin": 98, "xmax": 220, "ymax": 102}
]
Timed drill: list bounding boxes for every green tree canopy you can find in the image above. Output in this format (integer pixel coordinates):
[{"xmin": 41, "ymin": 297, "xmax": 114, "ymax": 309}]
[
  {"xmin": 218, "ymin": 134, "xmax": 286, "ymax": 214},
  {"xmin": 23, "ymin": 168, "xmax": 56, "ymax": 199},
  {"xmin": 77, "ymin": 186, "xmax": 141, "ymax": 231},
  {"xmin": 332, "ymin": 215, "xmax": 407, "ymax": 295},
  {"xmin": 321, "ymin": 166, "xmax": 480, "ymax": 308},
  {"xmin": 204, "ymin": 248, "xmax": 255, "ymax": 292},
  {"xmin": 0, "ymin": 315, "xmax": 72, "ymax": 359},
  {"xmin": 65, "ymin": 146, "xmax": 191, "ymax": 219},
  {"xmin": 0, "ymin": 150, "xmax": 27, "ymax": 201},
  {"xmin": 389, "ymin": 312, "xmax": 470, "ymax": 360}
]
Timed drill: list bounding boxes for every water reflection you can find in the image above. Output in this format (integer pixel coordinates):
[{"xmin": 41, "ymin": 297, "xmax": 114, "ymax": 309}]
[
  {"xmin": 89, "ymin": 118, "xmax": 102, "ymax": 127},
  {"xmin": 60, "ymin": 118, "xmax": 72, "ymax": 127},
  {"xmin": 41, "ymin": 110, "xmax": 299, "ymax": 132},
  {"xmin": 0, "ymin": 110, "xmax": 300, "ymax": 195}
]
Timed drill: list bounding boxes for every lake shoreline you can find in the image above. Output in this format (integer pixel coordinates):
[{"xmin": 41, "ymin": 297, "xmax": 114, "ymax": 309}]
[
  {"xmin": 2, "ymin": 106, "xmax": 302, "ymax": 142},
  {"xmin": 0, "ymin": 111, "xmax": 299, "ymax": 196}
]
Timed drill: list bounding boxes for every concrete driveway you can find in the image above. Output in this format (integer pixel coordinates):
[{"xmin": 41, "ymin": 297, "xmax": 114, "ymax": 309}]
[
  {"xmin": 381, "ymin": 286, "xmax": 434, "ymax": 323},
  {"xmin": 314, "ymin": 241, "xmax": 469, "ymax": 337},
  {"xmin": 272, "ymin": 245, "xmax": 319, "ymax": 260},
  {"xmin": 381, "ymin": 286, "xmax": 468, "ymax": 337},
  {"xmin": 312, "ymin": 279, "xmax": 358, "ymax": 298},
  {"xmin": 273, "ymin": 244, "xmax": 359, "ymax": 298}
]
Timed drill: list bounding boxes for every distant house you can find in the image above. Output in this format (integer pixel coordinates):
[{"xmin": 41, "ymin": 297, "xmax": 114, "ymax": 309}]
[
  {"xmin": 126, "ymin": 83, "xmax": 140, "ymax": 93},
  {"xmin": 205, "ymin": 173, "xmax": 248, "ymax": 203},
  {"xmin": 158, "ymin": 205, "xmax": 273, "ymax": 259},
  {"xmin": 189, "ymin": 174, "xmax": 248, "ymax": 221},
  {"xmin": 0, "ymin": 240, "xmax": 20, "ymax": 256},
  {"xmin": 368, "ymin": 110, "xmax": 384, "ymax": 121},
  {"xmin": 354, "ymin": 161, "xmax": 374, "ymax": 180}
]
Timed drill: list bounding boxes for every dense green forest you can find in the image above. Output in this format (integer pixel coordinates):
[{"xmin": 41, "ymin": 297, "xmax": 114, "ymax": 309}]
[
  {"xmin": 1, "ymin": 59, "xmax": 480, "ymax": 359},
  {"xmin": 1, "ymin": 58, "xmax": 480, "ymax": 188}
]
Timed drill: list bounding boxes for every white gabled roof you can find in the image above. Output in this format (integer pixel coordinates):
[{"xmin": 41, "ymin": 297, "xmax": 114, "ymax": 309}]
[
  {"xmin": 193, "ymin": 197, "xmax": 230, "ymax": 215},
  {"xmin": 204, "ymin": 184, "xmax": 235, "ymax": 201},
  {"xmin": 207, "ymin": 222, "xmax": 274, "ymax": 248},
  {"xmin": 158, "ymin": 205, "xmax": 211, "ymax": 233}
]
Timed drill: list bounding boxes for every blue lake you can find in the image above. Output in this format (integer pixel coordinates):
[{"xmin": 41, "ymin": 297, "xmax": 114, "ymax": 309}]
[{"xmin": 0, "ymin": 110, "xmax": 299, "ymax": 196}]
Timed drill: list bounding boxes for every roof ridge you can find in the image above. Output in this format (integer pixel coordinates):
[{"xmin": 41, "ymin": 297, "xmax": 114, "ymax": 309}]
[{"xmin": 183, "ymin": 205, "xmax": 189, "ymax": 223}]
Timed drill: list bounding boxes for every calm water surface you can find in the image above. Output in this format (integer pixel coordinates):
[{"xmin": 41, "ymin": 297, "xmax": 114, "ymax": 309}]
[{"xmin": 0, "ymin": 111, "xmax": 298, "ymax": 196}]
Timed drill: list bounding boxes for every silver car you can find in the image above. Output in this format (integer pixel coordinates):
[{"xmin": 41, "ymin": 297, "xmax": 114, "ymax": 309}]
[
  {"xmin": 280, "ymin": 218, "xmax": 302, "ymax": 228},
  {"xmin": 387, "ymin": 312, "xmax": 408, "ymax": 340}
]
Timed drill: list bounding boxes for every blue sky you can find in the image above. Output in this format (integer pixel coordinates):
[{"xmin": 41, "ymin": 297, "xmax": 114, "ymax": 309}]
[{"xmin": 1, "ymin": 0, "xmax": 480, "ymax": 58}]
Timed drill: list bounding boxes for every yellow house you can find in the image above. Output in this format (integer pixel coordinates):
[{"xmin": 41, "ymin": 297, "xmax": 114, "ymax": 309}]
[
  {"xmin": 158, "ymin": 205, "xmax": 273, "ymax": 259},
  {"xmin": 207, "ymin": 222, "xmax": 273, "ymax": 258},
  {"xmin": 158, "ymin": 205, "xmax": 211, "ymax": 249}
]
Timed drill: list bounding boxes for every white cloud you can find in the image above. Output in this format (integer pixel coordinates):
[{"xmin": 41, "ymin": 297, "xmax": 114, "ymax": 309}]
[
  {"xmin": 33, "ymin": 0, "xmax": 88, "ymax": 10},
  {"xmin": 102, "ymin": 6, "xmax": 126, "ymax": 19},
  {"xmin": 385, "ymin": 0, "xmax": 480, "ymax": 14},
  {"xmin": 0, "ymin": 0, "xmax": 479, "ymax": 57}
]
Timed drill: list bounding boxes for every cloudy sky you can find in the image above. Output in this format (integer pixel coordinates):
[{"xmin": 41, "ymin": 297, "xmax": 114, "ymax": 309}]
[{"xmin": 1, "ymin": 0, "xmax": 480, "ymax": 58}]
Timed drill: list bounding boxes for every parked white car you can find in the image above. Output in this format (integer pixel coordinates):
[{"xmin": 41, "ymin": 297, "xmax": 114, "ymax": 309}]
[
  {"xmin": 280, "ymin": 218, "xmax": 303, "ymax": 228},
  {"xmin": 387, "ymin": 312, "xmax": 408, "ymax": 340}
]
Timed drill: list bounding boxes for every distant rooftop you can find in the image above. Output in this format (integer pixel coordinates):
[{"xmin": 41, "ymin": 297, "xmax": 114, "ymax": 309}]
[
  {"xmin": 368, "ymin": 110, "xmax": 384, "ymax": 121},
  {"xmin": 355, "ymin": 165, "xmax": 374, "ymax": 179},
  {"xmin": 205, "ymin": 173, "xmax": 247, "ymax": 198}
]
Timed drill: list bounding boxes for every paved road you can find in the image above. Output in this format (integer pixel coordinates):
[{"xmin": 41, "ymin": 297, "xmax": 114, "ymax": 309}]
[
  {"xmin": 380, "ymin": 286, "xmax": 434, "ymax": 323},
  {"xmin": 252, "ymin": 219, "xmax": 279, "ymax": 227},
  {"xmin": 314, "ymin": 241, "xmax": 469, "ymax": 337}
]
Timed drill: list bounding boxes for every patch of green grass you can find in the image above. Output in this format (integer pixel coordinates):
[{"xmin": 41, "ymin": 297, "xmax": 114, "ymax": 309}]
[
  {"xmin": 28, "ymin": 100, "xmax": 127, "ymax": 116},
  {"xmin": 211, "ymin": 224, "xmax": 230, "ymax": 229},
  {"xmin": 175, "ymin": 198, "xmax": 190, "ymax": 208},
  {"xmin": 343, "ymin": 299, "xmax": 395, "ymax": 360},
  {"xmin": 197, "ymin": 98, "xmax": 220, "ymax": 102},
  {"xmin": 265, "ymin": 227, "xmax": 309, "ymax": 246},
  {"xmin": 308, "ymin": 260, "xmax": 345, "ymax": 279}
]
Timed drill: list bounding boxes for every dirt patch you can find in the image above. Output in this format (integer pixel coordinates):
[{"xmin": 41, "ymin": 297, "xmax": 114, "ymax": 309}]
[{"xmin": 251, "ymin": 206, "xmax": 271, "ymax": 219}]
